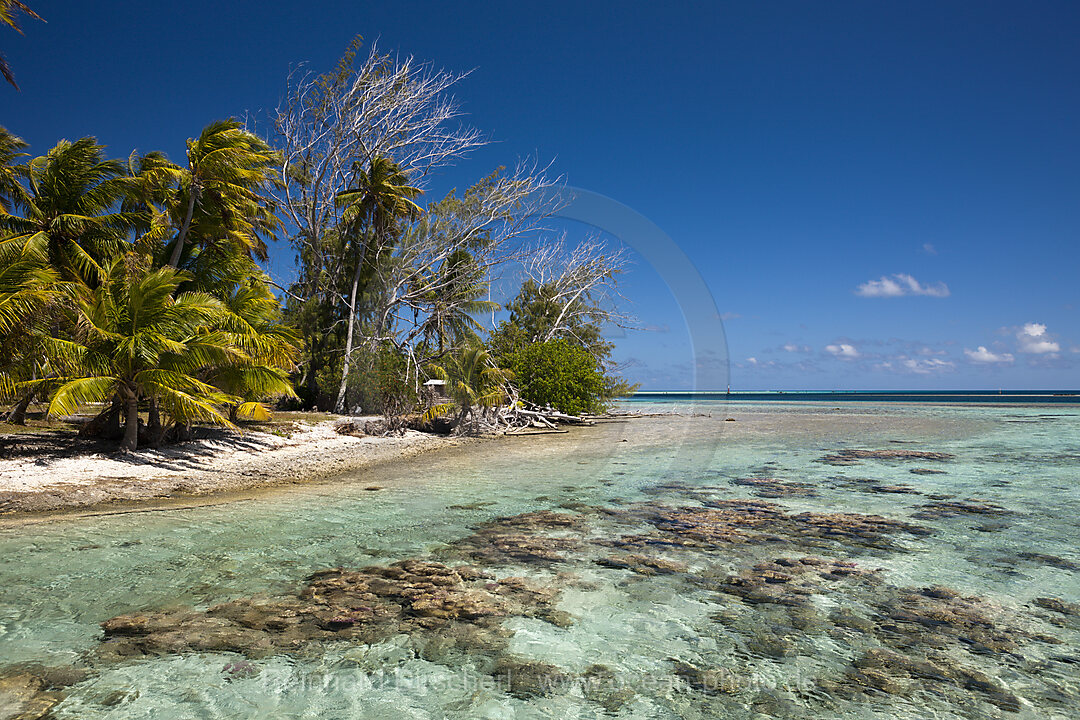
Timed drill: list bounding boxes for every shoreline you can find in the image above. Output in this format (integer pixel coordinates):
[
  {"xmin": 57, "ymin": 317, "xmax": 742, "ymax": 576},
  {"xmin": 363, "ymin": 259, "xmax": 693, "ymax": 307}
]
[
  {"xmin": 0, "ymin": 419, "xmax": 471, "ymax": 520},
  {"xmin": 0, "ymin": 402, "xmax": 1002, "ymax": 522}
]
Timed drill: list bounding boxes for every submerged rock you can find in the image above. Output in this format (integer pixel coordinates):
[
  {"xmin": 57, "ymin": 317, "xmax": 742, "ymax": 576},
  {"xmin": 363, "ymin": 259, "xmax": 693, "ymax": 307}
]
[
  {"xmin": 1015, "ymin": 552, "xmax": 1080, "ymax": 571},
  {"xmin": 845, "ymin": 647, "xmax": 1021, "ymax": 710},
  {"xmin": 581, "ymin": 664, "xmax": 636, "ymax": 712},
  {"xmin": 973, "ymin": 521, "xmax": 1010, "ymax": 533},
  {"xmin": 819, "ymin": 449, "xmax": 954, "ymax": 466},
  {"xmin": 483, "ymin": 510, "xmax": 587, "ymax": 531},
  {"xmin": 491, "ymin": 656, "xmax": 571, "ymax": 699},
  {"xmin": 418, "ymin": 623, "xmax": 513, "ymax": 664},
  {"xmin": 605, "ymin": 499, "xmax": 930, "ymax": 554},
  {"xmin": 0, "ymin": 672, "xmax": 60, "ymax": 720},
  {"xmin": 452, "ymin": 530, "xmax": 581, "ymax": 564},
  {"xmin": 789, "ymin": 511, "xmax": 932, "ymax": 546},
  {"xmin": 731, "ymin": 477, "xmax": 818, "ymax": 498},
  {"xmin": 672, "ymin": 661, "xmax": 741, "ymax": 695},
  {"xmin": 831, "ymin": 607, "xmax": 876, "ymax": 633},
  {"xmin": 596, "ymin": 553, "xmax": 688, "ymax": 575},
  {"xmin": 867, "ymin": 484, "xmax": 921, "ymax": 494},
  {"xmin": 746, "ymin": 628, "xmax": 797, "ymax": 658},
  {"xmin": 445, "ymin": 510, "xmax": 589, "ymax": 565},
  {"xmin": 98, "ymin": 560, "xmax": 565, "ymax": 662},
  {"xmin": 716, "ymin": 556, "xmax": 882, "ymax": 608},
  {"xmin": 821, "ymin": 582, "xmax": 1052, "ymax": 713},
  {"xmin": 912, "ymin": 500, "xmax": 1012, "ymax": 520},
  {"xmin": 1033, "ymin": 597, "xmax": 1080, "ymax": 616}
]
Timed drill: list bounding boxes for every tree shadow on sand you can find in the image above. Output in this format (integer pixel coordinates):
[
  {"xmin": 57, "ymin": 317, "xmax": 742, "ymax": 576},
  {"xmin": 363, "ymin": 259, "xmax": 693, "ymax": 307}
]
[{"xmin": 0, "ymin": 424, "xmax": 279, "ymax": 473}]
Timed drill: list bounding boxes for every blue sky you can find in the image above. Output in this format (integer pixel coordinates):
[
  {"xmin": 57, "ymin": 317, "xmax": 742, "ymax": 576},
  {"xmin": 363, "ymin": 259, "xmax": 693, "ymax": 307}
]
[{"xmin": 3, "ymin": 1, "xmax": 1078, "ymax": 390}]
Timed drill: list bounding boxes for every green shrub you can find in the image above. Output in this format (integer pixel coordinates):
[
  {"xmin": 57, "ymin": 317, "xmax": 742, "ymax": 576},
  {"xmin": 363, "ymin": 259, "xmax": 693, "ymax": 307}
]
[{"xmin": 509, "ymin": 340, "xmax": 605, "ymax": 415}]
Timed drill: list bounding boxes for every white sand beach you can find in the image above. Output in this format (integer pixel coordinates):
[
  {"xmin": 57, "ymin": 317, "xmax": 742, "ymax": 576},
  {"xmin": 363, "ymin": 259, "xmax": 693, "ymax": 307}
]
[{"xmin": 0, "ymin": 419, "xmax": 456, "ymax": 515}]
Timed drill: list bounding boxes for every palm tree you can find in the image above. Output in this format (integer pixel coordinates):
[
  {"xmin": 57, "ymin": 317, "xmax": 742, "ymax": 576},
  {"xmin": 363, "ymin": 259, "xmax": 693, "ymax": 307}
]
[
  {"xmin": 0, "ymin": 133, "xmax": 92, "ymax": 422},
  {"xmin": 333, "ymin": 156, "xmax": 422, "ymax": 413},
  {"xmin": 1, "ymin": 0, "xmax": 42, "ymax": 90},
  {"xmin": 0, "ymin": 126, "xmax": 28, "ymax": 212},
  {"xmin": 0, "ymin": 228, "xmax": 63, "ymax": 422},
  {"xmin": 166, "ymin": 120, "xmax": 282, "ymax": 268},
  {"xmin": 208, "ymin": 272, "xmax": 300, "ymax": 421},
  {"xmin": 417, "ymin": 249, "xmax": 497, "ymax": 357},
  {"xmin": 0, "ymin": 137, "xmax": 134, "ymax": 286},
  {"xmin": 44, "ymin": 252, "xmax": 239, "ymax": 451},
  {"xmin": 426, "ymin": 344, "xmax": 512, "ymax": 433}
]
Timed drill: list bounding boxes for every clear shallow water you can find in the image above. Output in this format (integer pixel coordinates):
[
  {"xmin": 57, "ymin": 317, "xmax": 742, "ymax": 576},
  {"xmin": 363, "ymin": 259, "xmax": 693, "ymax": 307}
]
[{"xmin": 0, "ymin": 401, "xmax": 1078, "ymax": 718}]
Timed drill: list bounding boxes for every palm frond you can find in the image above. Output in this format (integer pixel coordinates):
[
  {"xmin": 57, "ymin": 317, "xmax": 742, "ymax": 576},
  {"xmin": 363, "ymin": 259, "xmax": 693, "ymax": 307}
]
[
  {"xmin": 47, "ymin": 376, "xmax": 118, "ymax": 418},
  {"xmin": 234, "ymin": 401, "xmax": 272, "ymax": 421}
]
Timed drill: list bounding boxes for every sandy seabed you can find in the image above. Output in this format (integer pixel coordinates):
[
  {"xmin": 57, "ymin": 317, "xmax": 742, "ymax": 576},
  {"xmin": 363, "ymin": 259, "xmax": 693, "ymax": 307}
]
[{"xmin": 0, "ymin": 419, "xmax": 458, "ymax": 516}]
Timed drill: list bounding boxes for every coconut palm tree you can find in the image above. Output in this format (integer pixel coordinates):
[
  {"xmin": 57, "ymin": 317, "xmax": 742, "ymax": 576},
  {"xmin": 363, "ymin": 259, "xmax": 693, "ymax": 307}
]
[
  {"xmin": 0, "ymin": 126, "xmax": 28, "ymax": 212},
  {"xmin": 1, "ymin": 0, "xmax": 42, "ymax": 90},
  {"xmin": 331, "ymin": 156, "xmax": 423, "ymax": 413},
  {"xmin": 166, "ymin": 120, "xmax": 282, "ymax": 268},
  {"xmin": 207, "ymin": 272, "xmax": 300, "ymax": 421},
  {"xmin": 44, "ymin": 252, "xmax": 239, "ymax": 451},
  {"xmin": 0, "ymin": 137, "xmax": 135, "ymax": 286},
  {"xmin": 0, "ymin": 228, "xmax": 63, "ymax": 421},
  {"xmin": 416, "ymin": 249, "xmax": 497, "ymax": 357}
]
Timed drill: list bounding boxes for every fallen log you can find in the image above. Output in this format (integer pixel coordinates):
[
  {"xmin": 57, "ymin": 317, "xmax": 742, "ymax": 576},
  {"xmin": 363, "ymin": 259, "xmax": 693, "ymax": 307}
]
[
  {"xmin": 515, "ymin": 408, "xmax": 594, "ymax": 425},
  {"xmin": 504, "ymin": 427, "xmax": 569, "ymax": 436}
]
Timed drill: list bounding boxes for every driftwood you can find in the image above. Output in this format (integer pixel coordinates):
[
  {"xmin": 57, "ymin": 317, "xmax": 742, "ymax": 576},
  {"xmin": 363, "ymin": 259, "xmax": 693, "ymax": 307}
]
[
  {"xmin": 401, "ymin": 388, "xmax": 607, "ymax": 436},
  {"xmin": 513, "ymin": 408, "xmax": 593, "ymax": 425},
  {"xmin": 504, "ymin": 427, "xmax": 569, "ymax": 436},
  {"xmin": 477, "ymin": 404, "xmax": 598, "ymax": 435}
]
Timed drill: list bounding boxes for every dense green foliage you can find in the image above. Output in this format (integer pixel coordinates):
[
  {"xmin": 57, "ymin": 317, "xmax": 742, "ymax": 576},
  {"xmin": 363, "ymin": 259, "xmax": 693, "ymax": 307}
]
[
  {"xmin": 0, "ymin": 123, "xmax": 299, "ymax": 449},
  {"xmin": 507, "ymin": 339, "xmax": 604, "ymax": 415},
  {"xmin": 490, "ymin": 278, "xmax": 638, "ymax": 415}
]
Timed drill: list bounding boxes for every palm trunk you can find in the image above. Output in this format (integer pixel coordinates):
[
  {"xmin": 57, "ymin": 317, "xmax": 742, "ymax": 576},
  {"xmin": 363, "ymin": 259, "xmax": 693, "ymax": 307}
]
[
  {"xmin": 5, "ymin": 390, "xmax": 34, "ymax": 425},
  {"xmin": 334, "ymin": 256, "xmax": 365, "ymax": 414},
  {"xmin": 120, "ymin": 391, "xmax": 139, "ymax": 452},
  {"xmin": 108, "ymin": 396, "xmax": 122, "ymax": 438},
  {"xmin": 168, "ymin": 185, "xmax": 198, "ymax": 268},
  {"xmin": 78, "ymin": 396, "xmax": 122, "ymax": 439},
  {"xmin": 174, "ymin": 422, "xmax": 192, "ymax": 442}
]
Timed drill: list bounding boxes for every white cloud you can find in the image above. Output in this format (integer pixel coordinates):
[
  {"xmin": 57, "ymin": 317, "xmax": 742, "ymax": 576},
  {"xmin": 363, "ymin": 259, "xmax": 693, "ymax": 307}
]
[
  {"xmin": 782, "ymin": 343, "xmax": 811, "ymax": 353},
  {"xmin": 964, "ymin": 346, "xmax": 1014, "ymax": 364},
  {"xmin": 922, "ymin": 243, "xmax": 937, "ymax": 255},
  {"xmin": 900, "ymin": 358, "xmax": 955, "ymax": 374},
  {"xmin": 855, "ymin": 273, "xmax": 950, "ymax": 298},
  {"xmin": 1016, "ymin": 323, "xmax": 1060, "ymax": 354},
  {"xmin": 825, "ymin": 343, "xmax": 860, "ymax": 359}
]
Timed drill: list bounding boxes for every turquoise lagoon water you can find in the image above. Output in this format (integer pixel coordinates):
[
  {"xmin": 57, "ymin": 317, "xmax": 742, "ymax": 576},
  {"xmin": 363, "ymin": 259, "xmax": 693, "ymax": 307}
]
[{"xmin": 0, "ymin": 400, "xmax": 1078, "ymax": 718}]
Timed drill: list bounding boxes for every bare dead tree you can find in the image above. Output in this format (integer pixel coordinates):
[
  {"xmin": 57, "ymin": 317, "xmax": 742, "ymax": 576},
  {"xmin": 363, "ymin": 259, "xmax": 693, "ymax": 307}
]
[
  {"xmin": 274, "ymin": 40, "xmax": 484, "ymax": 244},
  {"xmin": 517, "ymin": 234, "xmax": 636, "ymax": 347},
  {"xmin": 274, "ymin": 40, "xmax": 487, "ymax": 411}
]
